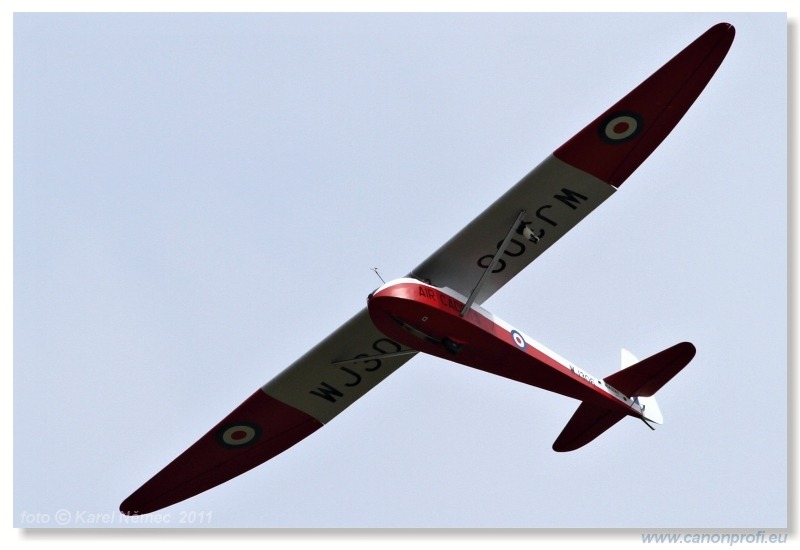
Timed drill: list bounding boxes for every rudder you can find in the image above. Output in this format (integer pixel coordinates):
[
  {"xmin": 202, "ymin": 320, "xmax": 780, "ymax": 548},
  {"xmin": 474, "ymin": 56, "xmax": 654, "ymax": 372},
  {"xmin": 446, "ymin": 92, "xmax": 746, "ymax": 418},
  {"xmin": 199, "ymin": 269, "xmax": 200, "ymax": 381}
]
[{"xmin": 619, "ymin": 349, "xmax": 664, "ymax": 425}]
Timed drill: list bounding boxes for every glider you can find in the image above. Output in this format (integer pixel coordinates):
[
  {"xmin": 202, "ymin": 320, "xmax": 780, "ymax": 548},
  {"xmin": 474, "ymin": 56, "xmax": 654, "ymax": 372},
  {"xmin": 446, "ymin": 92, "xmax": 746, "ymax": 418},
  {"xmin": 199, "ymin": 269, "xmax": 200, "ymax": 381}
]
[{"xmin": 121, "ymin": 22, "xmax": 734, "ymax": 515}]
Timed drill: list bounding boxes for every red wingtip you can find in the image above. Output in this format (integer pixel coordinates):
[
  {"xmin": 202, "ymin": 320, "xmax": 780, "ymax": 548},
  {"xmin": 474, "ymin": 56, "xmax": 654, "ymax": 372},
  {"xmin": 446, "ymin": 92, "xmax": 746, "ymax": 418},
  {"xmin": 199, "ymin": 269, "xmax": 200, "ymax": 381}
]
[
  {"xmin": 120, "ymin": 390, "xmax": 322, "ymax": 515},
  {"xmin": 554, "ymin": 22, "xmax": 735, "ymax": 187}
]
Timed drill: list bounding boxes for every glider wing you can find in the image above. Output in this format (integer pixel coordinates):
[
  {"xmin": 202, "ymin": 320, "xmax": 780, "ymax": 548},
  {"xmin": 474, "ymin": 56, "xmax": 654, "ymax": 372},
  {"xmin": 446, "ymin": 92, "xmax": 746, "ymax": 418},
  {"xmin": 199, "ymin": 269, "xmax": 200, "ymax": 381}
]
[
  {"xmin": 120, "ymin": 308, "xmax": 416, "ymax": 515},
  {"xmin": 412, "ymin": 23, "xmax": 734, "ymax": 305}
]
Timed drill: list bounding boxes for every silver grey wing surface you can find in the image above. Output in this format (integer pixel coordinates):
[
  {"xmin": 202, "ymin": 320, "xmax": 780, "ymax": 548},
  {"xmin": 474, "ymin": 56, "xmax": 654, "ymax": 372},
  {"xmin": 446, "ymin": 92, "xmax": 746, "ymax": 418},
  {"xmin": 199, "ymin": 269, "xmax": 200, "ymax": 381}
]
[
  {"xmin": 410, "ymin": 155, "xmax": 615, "ymax": 305},
  {"xmin": 263, "ymin": 307, "xmax": 417, "ymax": 424}
]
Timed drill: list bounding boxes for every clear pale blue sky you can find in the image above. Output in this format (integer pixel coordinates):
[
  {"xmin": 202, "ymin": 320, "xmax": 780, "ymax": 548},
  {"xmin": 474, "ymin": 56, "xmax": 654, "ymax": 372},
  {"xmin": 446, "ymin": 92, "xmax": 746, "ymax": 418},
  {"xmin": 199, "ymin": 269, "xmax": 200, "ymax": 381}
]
[{"xmin": 10, "ymin": 9, "xmax": 789, "ymax": 532}]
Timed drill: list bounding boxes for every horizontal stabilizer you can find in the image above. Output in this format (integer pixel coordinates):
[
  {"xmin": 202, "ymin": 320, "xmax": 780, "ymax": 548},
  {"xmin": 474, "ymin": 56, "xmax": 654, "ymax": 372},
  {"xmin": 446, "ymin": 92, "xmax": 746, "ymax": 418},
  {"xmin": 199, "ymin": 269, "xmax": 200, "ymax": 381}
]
[
  {"xmin": 603, "ymin": 342, "xmax": 695, "ymax": 397},
  {"xmin": 552, "ymin": 401, "xmax": 626, "ymax": 452}
]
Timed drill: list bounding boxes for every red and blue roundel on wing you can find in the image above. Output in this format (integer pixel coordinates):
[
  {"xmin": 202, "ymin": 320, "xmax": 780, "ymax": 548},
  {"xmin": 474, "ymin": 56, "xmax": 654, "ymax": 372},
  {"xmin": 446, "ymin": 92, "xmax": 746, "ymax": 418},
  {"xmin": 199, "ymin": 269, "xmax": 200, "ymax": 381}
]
[
  {"xmin": 217, "ymin": 422, "xmax": 261, "ymax": 448},
  {"xmin": 511, "ymin": 330, "xmax": 527, "ymax": 349},
  {"xmin": 599, "ymin": 112, "xmax": 643, "ymax": 144}
]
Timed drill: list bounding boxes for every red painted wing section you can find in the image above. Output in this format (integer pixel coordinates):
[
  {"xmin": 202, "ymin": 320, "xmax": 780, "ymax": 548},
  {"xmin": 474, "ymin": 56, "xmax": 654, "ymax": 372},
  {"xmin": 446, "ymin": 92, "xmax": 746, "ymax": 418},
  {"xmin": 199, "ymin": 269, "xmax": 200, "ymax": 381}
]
[
  {"xmin": 120, "ymin": 390, "xmax": 322, "ymax": 515},
  {"xmin": 555, "ymin": 22, "xmax": 735, "ymax": 187}
]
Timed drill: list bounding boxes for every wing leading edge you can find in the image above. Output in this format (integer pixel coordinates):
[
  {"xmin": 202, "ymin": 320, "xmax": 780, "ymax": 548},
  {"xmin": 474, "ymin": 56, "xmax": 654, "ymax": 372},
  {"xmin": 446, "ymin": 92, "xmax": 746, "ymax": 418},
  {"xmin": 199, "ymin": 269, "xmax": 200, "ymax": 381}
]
[{"xmin": 121, "ymin": 23, "xmax": 734, "ymax": 515}]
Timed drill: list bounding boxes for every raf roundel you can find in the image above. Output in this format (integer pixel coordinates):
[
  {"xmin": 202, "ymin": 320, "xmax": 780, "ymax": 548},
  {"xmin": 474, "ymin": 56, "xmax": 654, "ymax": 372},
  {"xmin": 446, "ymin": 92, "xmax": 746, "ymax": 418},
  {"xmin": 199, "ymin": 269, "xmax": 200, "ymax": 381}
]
[
  {"xmin": 511, "ymin": 330, "xmax": 527, "ymax": 350},
  {"xmin": 599, "ymin": 112, "xmax": 643, "ymax": 143},
  {"xmin": 217, "ymin": 423, "xmax": 261, "ymax": 448}
]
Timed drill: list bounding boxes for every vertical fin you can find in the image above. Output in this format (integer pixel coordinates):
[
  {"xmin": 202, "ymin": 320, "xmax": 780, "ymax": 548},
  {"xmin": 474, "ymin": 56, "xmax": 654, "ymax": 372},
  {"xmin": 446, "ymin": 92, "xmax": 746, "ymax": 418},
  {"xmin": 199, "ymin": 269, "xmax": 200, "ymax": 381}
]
[{"xmin": 618, "ymin": 348, "xmax": 664, "ymax": 425}]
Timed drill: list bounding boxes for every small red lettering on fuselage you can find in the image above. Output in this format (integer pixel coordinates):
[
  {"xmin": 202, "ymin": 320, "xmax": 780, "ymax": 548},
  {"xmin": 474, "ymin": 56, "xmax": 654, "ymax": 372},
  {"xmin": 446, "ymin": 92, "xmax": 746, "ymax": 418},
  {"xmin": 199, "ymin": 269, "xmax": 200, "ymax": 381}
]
[
  {"xmin": 418, "ymin": 286, "xmax": 436, "ymax": 301},
  {"xmin": 437, "ymin": 291, "xmax": 463, "ymax": 313}
]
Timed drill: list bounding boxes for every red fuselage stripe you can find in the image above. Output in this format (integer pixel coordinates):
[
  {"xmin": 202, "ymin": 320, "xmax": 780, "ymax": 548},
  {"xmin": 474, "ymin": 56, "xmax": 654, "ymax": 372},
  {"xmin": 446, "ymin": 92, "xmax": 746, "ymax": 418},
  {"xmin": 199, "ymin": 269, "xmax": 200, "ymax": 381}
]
[{"xmin": 368, "ymin": 281, "xmax": 637, "ymax": 416}]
